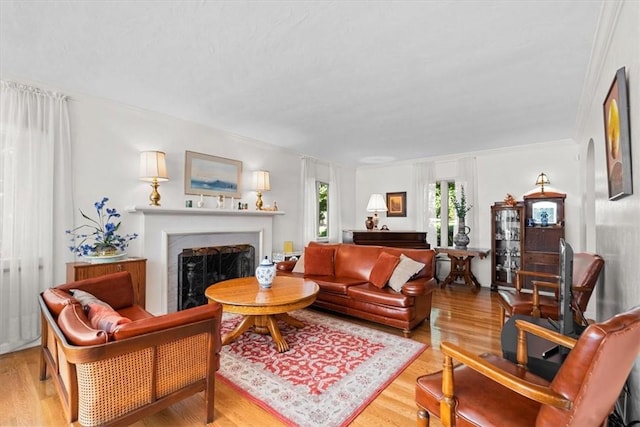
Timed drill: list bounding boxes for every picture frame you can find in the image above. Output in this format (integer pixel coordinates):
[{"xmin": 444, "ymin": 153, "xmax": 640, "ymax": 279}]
[
  {"xmin": 603, "ymin": 67, "xmax": 633, "ymax": 201},
  {"xmin": 386, "ymin": 192, "xmax": 407, "ymax": 217},
  {"xmin": 184, "ymin": 151, "xmax": 242, "ymax": 198}
]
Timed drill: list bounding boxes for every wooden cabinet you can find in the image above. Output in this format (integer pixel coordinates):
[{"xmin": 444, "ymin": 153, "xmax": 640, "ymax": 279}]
[
  {"xmin": 491, "ymin": 202, "xmax": 524, "ymax": 290},
  {"xmin": 521, "ymin": 192, "xmax": 566, "ymax": 289},
  {"xmin": 66, "ymin": 258, "xmax": 147, "ymax": 308}
]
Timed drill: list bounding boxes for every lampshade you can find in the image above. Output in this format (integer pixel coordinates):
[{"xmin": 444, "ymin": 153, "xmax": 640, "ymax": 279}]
[
  {"xmin": 535, "ymin": 172, "xmax": 550, "ymax": 192},
  {"xmin": 366, "ymin": 194, "xmax": 388, "ymax": 212},
  {"xmin": 139, "ymin": 151, "xmax": 169, "ymax": 182},
  {"xmin": 252, "ymin": 170, "xmax": 271, "ymax": 192}
]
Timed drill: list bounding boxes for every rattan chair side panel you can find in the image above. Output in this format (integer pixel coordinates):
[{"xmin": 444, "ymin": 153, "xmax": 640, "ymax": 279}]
[
  {"xmin": 76, "ymin": 348, "xmax": 154, "ymax": 427},
  {"xmin": 56, "ymin": 341, "xmax": 74, "ymax": 393},
  {"xmin": 156, "ymin": 333, "xmax": 209, "ymax": 397}
]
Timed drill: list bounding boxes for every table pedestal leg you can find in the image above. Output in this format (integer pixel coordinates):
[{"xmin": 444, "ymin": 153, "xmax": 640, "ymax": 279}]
[
  {"xmin": 222, "ymin": 312, "xmax": 307, "ymax": 353},
  {"xmin": 441, "ymin": 254, "xmax": 481, "ymax": 291}
]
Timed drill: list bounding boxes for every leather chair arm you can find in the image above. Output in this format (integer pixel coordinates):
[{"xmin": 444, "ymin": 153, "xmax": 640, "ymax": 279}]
[
  {"xmin": 514, "ymin": 319, "xmax": 577, "ymax": 350},
  {"xmin": 276, "ymin": 260, "xmax": 297, "ymax": 272},
  {"xmin": 113, "ymin": 302, "xmax": 223, "ymax": 340},
  {"xmin": 402, "ymin": 278, "xmax": 437, "ymax": 296},
  {"xmin": 440, "ymin": 341, "xmax": 572, "ymax": 409}
]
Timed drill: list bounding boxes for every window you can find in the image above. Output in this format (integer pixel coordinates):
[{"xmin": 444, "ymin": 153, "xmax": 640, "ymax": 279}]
[
  {"xmin": 316, "ymin": 181, "xmax": 329, "ymax": 239},
  {"xmin": 434, "ymin": 181, "xmax": 456, "ymax": 247}
]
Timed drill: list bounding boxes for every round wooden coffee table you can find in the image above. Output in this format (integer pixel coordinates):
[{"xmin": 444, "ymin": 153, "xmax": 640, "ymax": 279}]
[{"xmin": 205, "ymin": 276, "xmax": 319, "ymax": 352}]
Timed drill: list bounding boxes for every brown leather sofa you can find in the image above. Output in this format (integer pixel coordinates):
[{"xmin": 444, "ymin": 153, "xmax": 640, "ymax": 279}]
[
  {"xmin": 38, "ymin": 271, "xmax": 223, "ymax": 426},
  {"xmin": 276, "ymin": 242, "xmax": 437, "ymax": 337}
]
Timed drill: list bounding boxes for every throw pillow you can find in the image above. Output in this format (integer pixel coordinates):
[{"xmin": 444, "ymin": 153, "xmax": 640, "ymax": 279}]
[
  {"xmin": 388, "ymin": 254, "xmax": 426, "ymax": 292},
  {"xmin": 71, "ymin": 289, "xmax": 113, "ymax": 311},
  {"xmin": 292, "ymin": 252, "xmax": 306, "ymax": 273},
  {"xmin": 86, "ymin": 303, "xmax": 132, "ymax": 334},
  {"xmin": 304, "ymin": 246, "xmax": 335, "ymax": 276},
  {"xmin": 369, "ymin": 252, "xmax": 400, "ymax": 288}
]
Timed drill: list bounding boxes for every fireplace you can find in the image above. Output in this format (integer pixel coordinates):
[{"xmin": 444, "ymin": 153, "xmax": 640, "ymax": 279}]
[
  {"xmin": 178, "ymin": 244, "xmax": 255, "ymax": 310},
  {"xmin": 128, "ymin": 206, "xmax": 283, "ymax": 314}
]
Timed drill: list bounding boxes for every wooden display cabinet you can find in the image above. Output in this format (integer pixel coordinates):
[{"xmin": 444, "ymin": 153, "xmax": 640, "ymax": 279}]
[
  {"xmin": 491, "ymin": 202, "xmax": 524, "ymax": 290},
  {"xmin": 522, "ymin": 191, "xmax": 566, "ymax": 289},
  {"xmin": 66, "ymin": 258, "xmax": 147, "ymax": 308}
]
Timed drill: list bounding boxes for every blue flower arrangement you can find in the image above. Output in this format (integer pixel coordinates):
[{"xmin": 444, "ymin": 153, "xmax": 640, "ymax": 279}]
[{"xmin": 66, "ymin": 197, "xmax": 138, "ymax": 257}]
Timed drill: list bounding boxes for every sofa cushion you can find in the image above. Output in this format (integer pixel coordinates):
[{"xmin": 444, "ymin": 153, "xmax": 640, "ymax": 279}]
[
  {"xmin": 304, "ymin": 246, "xmax": 335, "ymax": 276},
  {"xmin": 308, "ymin": 276, "xmax": 368, "ymax": 294},
  {"xmin": 57, "ymin": 303, "xmax": 109, "ymax": 346},
  {"xmin": 369, "ymin": 252, "xmax": 400, "ymax": 288},
  {"xmin": 72, "ymin": 289, "xmax": 113, "ymax": 310},
  {"xmin": 348, "ymin": 283, "xmax": 414, "ymax": 308},
  {"xmin": 42, "ymin": 288, "xmax": 79, "ymax": 317},
  {"xmin": 388, "ymin": 254, "xmax": 426, "ymax": 292},
  {"xmin": 86, "ymin": 303, "xmax": 132, "ymax": 334}
]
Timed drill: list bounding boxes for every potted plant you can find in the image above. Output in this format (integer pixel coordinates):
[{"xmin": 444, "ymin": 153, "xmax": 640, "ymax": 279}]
[{"xmin": 66, "ymin": 197, "xmax": 138, "ymax": 262}]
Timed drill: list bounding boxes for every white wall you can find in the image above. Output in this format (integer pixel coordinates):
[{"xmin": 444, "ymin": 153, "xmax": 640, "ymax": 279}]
[
  {"xmin": 575, "ymin": 1, "xmax": 640, "ymax": 420},
  {"xmin": 5, "ymin": 84, "xmax": 356, "ymax": 284},
  {"xmin": 356, "ymin": 140, "xmax": 581, "ymax": 287}
]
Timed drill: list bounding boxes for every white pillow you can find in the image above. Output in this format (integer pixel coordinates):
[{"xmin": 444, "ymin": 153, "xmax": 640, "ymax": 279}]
[
  {"xmin": 292, "ymin": 251, "xmax": 306, "ymax": 273},
  {"xmin": 388, "ymin": 254, "xmax": 425, "ymax": 292}
]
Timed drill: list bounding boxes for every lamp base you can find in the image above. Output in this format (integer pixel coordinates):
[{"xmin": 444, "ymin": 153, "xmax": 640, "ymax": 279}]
[
  {"xmin": 372, "ymin": 213, "xmax": 380, "ymax": 229},
  {"xmin": 255, "ymin": 191, "xmax": 264, "ymax": 210},
  {"xmin": 148, "ymin": 180, "xmax": 161, "ymax": 206}
]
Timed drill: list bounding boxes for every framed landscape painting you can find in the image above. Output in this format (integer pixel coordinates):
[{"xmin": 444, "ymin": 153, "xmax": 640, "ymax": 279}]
[
  {"xmin": 184, "ymin": 151, "xmax": 242, "ymax": 198},
  {"xmin": 603, "ymin": 67, "xmax": 633, "ymax": 200},
  {"xmin": 386, "ymin": 192, "xmax": 407, "ymax": 217}
]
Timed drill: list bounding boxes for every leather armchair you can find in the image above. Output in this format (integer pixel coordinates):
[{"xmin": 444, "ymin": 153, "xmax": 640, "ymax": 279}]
[
  {"xmin": 497, "ymin": 252, "xmax": 604, "ymax": 325},
  {"xmin": 39, "ymin": 271, "xmax": 223, "ymax": 426},
  {"xmin": 415, "ymin": 306, "xmax": 640, "ymax": 427}
]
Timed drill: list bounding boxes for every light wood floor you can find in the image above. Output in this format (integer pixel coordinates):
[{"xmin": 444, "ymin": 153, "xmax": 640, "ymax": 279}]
[{"xmin": 0, "ymin": 285, "xmax": 504, "ymax": 427}]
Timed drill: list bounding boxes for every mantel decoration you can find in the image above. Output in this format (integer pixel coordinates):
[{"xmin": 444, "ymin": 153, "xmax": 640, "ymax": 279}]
[
  {"xmin": 66, "ymin": 197, "xmax": 138, "ymax": 263},
  {"xmin": 451, "ymin": 186, "xmax": 472, "ymax": 249}
]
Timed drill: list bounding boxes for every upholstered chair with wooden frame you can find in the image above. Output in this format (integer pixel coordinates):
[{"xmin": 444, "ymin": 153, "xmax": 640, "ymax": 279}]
[
  {"xmin": 39, "ymin": 272, "xmax": 223, "ymax": 426},
  {"xmin": 496, "ymin": 252, "xmax": 604, "ymax": 326},
  {"xmin": 415, "ymin": 306, "xmax": 640, "ymax": 427}
]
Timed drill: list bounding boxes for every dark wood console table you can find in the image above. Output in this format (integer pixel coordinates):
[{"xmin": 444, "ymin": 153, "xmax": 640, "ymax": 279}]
[
  {"xmin": 342, "ymin": 230, "xmax": 430, "ymax": 249},
  {"xmin": 435, "ymin": 247, "xmax": 490, "ymax": 291}
]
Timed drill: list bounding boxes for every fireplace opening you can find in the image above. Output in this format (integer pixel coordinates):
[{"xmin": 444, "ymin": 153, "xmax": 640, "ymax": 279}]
[{"xmin": 178, "ymin": 244, "xmax": 255, "ymax": 310}]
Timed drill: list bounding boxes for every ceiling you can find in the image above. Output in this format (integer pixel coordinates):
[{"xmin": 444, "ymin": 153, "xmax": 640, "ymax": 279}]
[{"xmin": 0, "ymin": 1, "xmax": 603, "ymax": 166}]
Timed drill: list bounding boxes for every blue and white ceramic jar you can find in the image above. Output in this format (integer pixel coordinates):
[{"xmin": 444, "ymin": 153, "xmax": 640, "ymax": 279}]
[{"xmin": 255, "ymin": 256, "xmax": 276, "ymax": 288}]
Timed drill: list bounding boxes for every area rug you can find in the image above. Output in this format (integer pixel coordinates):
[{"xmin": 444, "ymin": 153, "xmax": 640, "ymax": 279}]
[{"xmin": 216, "ymin": 309, "xmax": 427, "ymax": 426}]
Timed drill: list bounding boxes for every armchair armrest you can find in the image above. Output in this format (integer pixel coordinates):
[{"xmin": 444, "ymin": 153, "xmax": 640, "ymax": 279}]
[
  {"xmin": 276, "ymin": 260, "xmax": 297, "ymax": 272},
  {"xmin": 514, "ymin": 319, "xmax": 577, "ymax": 350},
  {"xmin": 515, "ymin": 269, "xmax": 559, "ymax": 291},
  {"xmin": 531, "ymin": 280, "xmax": 559, "ymax": 317},
  {"xmin": 439, "ymin": 341, "xmax": 572, "ymax": 410}
]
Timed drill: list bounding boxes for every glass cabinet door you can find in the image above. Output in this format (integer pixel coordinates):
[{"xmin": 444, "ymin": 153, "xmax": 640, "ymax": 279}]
[{"xmin": 491, "ymin": 203, "xmax": 524, "ymax": 290}]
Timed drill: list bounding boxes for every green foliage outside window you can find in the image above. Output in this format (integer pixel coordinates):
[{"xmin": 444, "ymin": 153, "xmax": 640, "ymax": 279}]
[{"xmin": 317, "ymin": 181, "xmax": 328, "ymax": 238}]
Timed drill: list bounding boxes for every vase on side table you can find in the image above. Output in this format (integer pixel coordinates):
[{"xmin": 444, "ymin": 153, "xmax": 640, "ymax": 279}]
[{"xmin": 453, "ymin": 217, "xmax": 471, "ymax": 249}]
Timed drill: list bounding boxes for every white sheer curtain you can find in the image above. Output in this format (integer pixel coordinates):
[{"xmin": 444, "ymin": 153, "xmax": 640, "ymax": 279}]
[
  {"xmin": 301, "ymin": 157, "xmax": 318, "ymax": 245},
  {"xmin": 456, "ymin": 157, "xmax": 478, "ymax": 245},
  {"xmin": 327, "ymin": 163, "xmax": 342, "ymax": 242},
  {"xmin": 0, "ymin": 80, "xmax": 73, "ymax": 354},
  {"xmin": 414, "ymin": 161, "xmax": 437, "ymax": 247},
  {"xmin": 301, "ymin": 157, "xmax": 342, "ymax": 244}
]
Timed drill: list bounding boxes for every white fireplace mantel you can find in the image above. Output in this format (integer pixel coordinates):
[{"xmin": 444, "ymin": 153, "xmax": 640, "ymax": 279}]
[
  {"xmin": 127, "ymin": 206, "xmax": 283, "ymax": 314},
  {"xmin": 126, "ymin": 206, "xmax": 285, "ymax": 217}
]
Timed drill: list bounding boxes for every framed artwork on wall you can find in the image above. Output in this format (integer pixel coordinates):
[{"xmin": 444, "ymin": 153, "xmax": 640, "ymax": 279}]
[
  {"xmin": 386, "ymin": 192, "xmax": 407, "ymax": 217},
  {"xmin": 184, "ymin": 151, "xmax": 242, "ymax": 198},
  {"xmin": 603, "ymin": 67, "xmax": 633, "ymax": 200}
]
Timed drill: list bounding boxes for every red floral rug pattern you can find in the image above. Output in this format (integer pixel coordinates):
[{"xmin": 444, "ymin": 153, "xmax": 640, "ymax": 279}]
[{"xmin": 217, "ymin": 309, "xmax": 427, "ymax": 426}]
